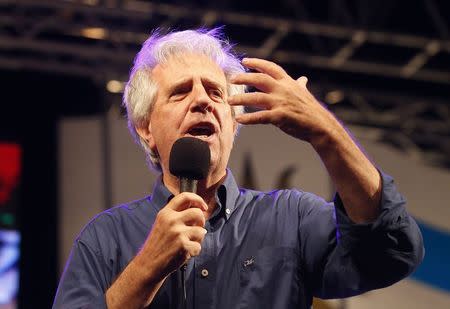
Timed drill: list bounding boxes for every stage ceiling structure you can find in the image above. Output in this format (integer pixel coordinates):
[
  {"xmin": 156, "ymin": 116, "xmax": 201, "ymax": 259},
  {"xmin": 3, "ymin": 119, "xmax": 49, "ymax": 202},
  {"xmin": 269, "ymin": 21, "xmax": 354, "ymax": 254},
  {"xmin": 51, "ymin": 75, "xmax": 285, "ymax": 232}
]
[{"xmin": 1, "ymin": 0, "xmax": 449, "ymax": 168}]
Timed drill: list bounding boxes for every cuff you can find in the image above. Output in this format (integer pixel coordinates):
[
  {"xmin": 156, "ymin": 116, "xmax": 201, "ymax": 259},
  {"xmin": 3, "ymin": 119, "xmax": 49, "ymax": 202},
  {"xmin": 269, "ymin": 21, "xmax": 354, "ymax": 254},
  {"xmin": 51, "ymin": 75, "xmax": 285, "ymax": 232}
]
[{"xmin": 334, "ymin": 171, "xmax": 409, "ymax": 248}]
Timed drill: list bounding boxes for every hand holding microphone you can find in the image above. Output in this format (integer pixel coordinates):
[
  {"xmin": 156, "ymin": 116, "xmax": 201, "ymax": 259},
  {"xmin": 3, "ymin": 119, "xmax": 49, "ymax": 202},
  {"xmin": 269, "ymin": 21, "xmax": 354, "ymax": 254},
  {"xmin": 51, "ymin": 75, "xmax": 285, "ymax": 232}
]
[{"xmin": 139, "ymin": 137, "xmax": 211, "ymax": 282}]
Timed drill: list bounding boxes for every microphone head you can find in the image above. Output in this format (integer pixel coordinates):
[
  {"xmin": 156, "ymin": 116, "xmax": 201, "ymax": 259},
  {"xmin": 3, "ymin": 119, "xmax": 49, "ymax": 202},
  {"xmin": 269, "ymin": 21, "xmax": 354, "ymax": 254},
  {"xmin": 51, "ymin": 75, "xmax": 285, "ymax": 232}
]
[{"xmin": 169, "ymin": 137, "xmax": 211, "ymax": 180}]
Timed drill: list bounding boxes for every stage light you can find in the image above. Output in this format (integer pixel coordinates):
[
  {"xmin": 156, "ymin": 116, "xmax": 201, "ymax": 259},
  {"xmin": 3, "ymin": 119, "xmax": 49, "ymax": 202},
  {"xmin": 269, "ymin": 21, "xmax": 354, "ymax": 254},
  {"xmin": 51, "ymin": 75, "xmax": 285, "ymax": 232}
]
[
  {"xmin": 325, "ymin": 90, "xmax": 344, "ymax": 104},
  {"xmin": 81, "ymin": 0, "xmax": 99, "ymax": 5},
  {"xmin": 106, "ymin": 80, "xmax": 124, "ymax": 93},
  {"xmin": 80, "ymin": 27, "xmax": 107, "ymax": 40}
]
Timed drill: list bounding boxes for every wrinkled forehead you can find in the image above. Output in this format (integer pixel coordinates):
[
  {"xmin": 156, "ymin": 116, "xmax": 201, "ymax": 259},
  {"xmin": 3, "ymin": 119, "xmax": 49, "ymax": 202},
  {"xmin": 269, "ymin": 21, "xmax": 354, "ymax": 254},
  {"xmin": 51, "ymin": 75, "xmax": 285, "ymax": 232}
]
[{"xmin": 151, "ymin": 53, "xmax": 228, "ymax": 87}]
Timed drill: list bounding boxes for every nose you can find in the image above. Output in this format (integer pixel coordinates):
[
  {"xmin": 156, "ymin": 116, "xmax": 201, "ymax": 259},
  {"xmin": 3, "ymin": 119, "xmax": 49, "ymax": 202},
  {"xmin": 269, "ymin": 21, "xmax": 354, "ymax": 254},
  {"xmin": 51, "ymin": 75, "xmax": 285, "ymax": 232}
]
[{"xmin": 190, "ymin": 84, "xmax": 214, "ymax": 114}]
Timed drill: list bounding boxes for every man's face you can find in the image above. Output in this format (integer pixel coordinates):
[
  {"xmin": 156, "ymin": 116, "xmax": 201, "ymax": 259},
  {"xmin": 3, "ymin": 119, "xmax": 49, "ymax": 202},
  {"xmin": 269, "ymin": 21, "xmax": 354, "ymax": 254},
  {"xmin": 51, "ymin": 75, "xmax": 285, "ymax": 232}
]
[{"xmin": 141, "ymin": 53, "xmax": 237, "ymax": 180}]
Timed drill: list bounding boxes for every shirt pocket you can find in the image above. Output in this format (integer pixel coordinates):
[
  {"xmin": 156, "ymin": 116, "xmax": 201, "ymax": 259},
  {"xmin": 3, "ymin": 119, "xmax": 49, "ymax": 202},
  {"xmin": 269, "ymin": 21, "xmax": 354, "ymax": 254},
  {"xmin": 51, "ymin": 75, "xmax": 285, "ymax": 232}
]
[{"xmin": 238, "ymin": 246, "xmax": 299, "ymax": 288}]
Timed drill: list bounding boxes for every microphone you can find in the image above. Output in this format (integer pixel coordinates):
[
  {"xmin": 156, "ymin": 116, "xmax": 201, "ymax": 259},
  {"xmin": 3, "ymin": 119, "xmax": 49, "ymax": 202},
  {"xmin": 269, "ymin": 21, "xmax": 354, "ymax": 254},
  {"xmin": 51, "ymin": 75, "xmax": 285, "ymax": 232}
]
[
  {"xmin": 169, "ymin": 136, "xmax": 211, "ymax": 193},
  {"xmin": 169, "ymin": 136, "xmax": 210, "ymax": 309}
]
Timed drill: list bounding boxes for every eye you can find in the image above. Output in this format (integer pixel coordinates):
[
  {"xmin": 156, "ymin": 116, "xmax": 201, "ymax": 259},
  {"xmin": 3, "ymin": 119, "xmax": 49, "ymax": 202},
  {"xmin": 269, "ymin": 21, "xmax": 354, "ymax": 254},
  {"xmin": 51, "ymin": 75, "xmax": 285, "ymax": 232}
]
[
  {"xmin": 170, "ymin": 85, "xmax": 191, "ymax": 100},
  {"xmin": 209, "ymin": 88, "xmax": 224, "ymax": 101}
]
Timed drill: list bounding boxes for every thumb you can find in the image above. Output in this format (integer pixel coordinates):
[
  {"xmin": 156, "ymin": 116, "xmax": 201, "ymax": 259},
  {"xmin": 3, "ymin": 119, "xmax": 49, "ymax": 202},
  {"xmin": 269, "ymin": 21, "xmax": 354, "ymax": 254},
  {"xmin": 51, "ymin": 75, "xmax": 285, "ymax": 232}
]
[{"xmin": 296, "ymin": 76, "xmax": 308, "ymax": 88}]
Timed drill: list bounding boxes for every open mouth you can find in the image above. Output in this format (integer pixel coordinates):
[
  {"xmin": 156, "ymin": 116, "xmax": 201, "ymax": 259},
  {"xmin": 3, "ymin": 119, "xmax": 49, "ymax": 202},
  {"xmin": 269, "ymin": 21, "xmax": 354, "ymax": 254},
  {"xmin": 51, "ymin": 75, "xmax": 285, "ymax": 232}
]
[{"xmin": 186, "ymin": 123, "xmax": 216, "ymax": 139}]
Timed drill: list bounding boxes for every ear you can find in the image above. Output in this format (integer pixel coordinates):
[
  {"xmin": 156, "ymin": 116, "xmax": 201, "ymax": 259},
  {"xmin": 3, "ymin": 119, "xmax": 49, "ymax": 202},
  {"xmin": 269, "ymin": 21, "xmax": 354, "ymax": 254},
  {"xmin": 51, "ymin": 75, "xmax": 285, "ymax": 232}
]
[
  {"xmin": 136, "ymin": 123, "xmax": 157, "ymax": 152},
  {"xmin": 232, "ymin": 119, "xmax": 239, "ymax": 136},
  {"xmin": 231, "ymin": 107, "xmax": 240, "ymax": 136}
]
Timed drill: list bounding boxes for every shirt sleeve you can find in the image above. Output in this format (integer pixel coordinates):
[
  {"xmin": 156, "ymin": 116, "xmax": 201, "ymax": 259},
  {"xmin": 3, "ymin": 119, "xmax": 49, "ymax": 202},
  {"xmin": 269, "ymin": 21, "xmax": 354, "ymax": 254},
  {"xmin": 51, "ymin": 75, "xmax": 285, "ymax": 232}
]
[
  {"xmin": 298, "ymin": 171, "xmax": 425, "ymax": 299},
  {"xmin": 52, "ymin": 234, "xmax": 110, "ymax": 308}
]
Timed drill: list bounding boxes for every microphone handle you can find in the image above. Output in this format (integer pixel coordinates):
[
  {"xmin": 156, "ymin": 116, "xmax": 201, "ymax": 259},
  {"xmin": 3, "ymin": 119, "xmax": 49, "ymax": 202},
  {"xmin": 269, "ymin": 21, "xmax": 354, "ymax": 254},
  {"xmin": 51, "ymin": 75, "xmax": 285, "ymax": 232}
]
[
  {"xmin": 180, "ymin": 177, "xmax": 198, "ymax": 193},
  {"xmin": 179, "ymin": 176, "xmax": 197, "ymax": 309}
]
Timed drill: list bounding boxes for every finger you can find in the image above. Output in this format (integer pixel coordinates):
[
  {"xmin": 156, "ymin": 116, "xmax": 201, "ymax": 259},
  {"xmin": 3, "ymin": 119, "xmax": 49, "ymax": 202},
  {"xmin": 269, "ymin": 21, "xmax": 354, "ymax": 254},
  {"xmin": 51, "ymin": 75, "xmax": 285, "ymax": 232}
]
[
  {"xmin": 242, "ymin": 58, "xmax": 287, "ymax": 80},
  {"xmin": 235, "ymin": 110, "xmax": 274, "ymax": 125},
  {"xmin": 184, "ymin": 240, "xmax": 202, "ymax": 258},
  {"xmin": 167, "ymin": 192, "xmax": 208, "ymax": 212},
  {"xmin": 177, "ymin": 229, "xmax": 205, "ymax": 261},
  {"xmin": 179, "ymin": 208, "xmax": 206, "ymax": 227},
  {"xmin": 230, "ymin": 72, "xmax": 276, "ymax": 92},
  {"xmin": 185, "ymin": 226, "xmax": 207, "ymax": 242},
  {"xmin": 296, "ymin": 76, "xmax": 308, "ymax": 88},
  {"xmin": 228, "ymin": 92, "xmax": 273, "ymax": 109}
]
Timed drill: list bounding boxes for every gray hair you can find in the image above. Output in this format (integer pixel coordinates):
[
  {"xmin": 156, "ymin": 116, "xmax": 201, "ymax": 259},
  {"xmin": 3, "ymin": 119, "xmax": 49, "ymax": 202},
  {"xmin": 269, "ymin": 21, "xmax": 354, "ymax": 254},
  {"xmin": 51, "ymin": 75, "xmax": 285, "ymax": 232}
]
[{"xmin": 122, "ymin": 28, "xmax": 246, "ymax": 171}]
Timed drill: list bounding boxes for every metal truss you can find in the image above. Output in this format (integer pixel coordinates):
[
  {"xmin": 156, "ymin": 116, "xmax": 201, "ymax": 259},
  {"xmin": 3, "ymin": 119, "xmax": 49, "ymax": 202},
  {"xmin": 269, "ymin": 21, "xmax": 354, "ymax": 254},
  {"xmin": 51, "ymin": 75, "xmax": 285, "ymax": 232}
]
[
  {"xmin": 2, "ymin": 0, "xmax": 450, "ymax": 82},
  {"xmin": 1, "ymin": 0, "xmax": 449, "ymax": 167},
  {"xmin": 319, "ymin": 85, "xmax": 450, "ymax": 169}
]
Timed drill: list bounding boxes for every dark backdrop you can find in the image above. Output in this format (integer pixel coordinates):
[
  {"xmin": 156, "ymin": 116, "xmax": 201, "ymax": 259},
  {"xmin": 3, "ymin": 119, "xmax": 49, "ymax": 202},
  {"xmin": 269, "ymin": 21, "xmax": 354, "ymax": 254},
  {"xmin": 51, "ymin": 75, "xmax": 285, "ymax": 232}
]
[{"xmin": 0, "ymin": 69, "xmax": 101, "ymax": 309}]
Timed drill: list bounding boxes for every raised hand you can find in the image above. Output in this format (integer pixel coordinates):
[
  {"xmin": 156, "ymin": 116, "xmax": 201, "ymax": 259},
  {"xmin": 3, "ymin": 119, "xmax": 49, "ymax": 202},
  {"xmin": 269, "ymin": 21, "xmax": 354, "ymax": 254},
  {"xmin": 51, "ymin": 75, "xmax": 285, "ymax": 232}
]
[{"xmin": 228, "ymin": 58, "xmax": 339, "ymax": 144}]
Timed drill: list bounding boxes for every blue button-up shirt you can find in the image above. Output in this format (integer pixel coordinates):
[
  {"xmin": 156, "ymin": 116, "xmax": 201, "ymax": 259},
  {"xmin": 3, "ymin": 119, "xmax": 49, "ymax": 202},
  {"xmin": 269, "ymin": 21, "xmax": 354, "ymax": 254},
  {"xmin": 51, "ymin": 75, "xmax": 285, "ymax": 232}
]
[{"xmin": 53, "ymin": 170, "xmax": 424, "ymax": 308}]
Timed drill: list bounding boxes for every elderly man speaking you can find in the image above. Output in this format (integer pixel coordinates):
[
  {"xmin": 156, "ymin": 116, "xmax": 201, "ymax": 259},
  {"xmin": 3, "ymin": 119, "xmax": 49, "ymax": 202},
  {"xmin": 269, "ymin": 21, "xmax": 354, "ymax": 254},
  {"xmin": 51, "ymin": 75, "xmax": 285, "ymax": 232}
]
[{"xmin": 53, "ymin": 28, "xmax": 424, "ymax": 309}]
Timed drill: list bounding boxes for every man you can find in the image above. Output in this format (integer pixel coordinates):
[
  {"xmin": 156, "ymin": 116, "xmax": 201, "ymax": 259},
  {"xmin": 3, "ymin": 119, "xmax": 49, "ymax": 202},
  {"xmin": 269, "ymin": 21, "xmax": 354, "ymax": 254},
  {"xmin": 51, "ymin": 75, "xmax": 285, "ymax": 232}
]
[{"xmin": 53, "ymin": 28, "xmax": 424, "ymax": 309}]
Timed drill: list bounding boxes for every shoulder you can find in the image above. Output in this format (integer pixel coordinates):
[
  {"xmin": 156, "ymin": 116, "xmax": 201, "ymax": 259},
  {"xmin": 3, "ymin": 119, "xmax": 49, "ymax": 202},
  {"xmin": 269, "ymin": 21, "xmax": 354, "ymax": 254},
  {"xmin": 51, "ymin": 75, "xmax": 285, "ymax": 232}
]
[
  {"xmin": 76, "ymin": 196, "xmax": 154, "ymax": 243},
  {"xmin": 238, "ymin": 187, "xmax": 331, "ymax": 215},
  {"xmin": 237, "ymin": 187, "xmax": 309, "ymax": 208},
  {"xmin": 238, "ymin": 186, "xmax": 317, "ymax": 203}
]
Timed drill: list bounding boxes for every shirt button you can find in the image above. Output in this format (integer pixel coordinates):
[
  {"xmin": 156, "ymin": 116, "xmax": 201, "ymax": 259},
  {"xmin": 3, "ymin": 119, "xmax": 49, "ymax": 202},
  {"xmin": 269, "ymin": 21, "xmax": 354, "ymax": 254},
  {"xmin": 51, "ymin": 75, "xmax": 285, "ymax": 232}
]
[
  {"xmin": 225, "ymin": 208, "xmax": 231, "ymax": 215},
  {"xmin": 201, "ymin": 268, "xmax": 209, "ymax": 278}
]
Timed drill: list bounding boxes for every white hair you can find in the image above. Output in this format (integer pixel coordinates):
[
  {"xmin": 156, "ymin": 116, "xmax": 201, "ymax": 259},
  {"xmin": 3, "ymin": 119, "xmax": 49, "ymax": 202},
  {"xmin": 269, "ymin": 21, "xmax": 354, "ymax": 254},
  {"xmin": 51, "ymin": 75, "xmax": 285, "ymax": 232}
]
[{"xmin": 123, "ymin": 28, "xmax": 246, "ymax": 171}]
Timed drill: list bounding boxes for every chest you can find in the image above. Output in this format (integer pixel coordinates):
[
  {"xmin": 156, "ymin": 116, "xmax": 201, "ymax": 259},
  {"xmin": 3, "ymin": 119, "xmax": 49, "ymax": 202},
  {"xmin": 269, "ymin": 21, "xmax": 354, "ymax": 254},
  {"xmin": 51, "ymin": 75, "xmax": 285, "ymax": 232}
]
[{"xmin": 117, "ymin": 204, "xmax": 307, "ymax": 308}]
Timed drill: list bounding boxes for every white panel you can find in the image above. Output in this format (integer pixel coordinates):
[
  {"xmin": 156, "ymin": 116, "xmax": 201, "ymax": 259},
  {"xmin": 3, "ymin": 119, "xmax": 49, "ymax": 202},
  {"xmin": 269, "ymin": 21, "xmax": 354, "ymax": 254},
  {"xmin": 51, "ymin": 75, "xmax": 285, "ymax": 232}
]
[
  {"xmin": 349, "ymin": 126, "xmax": 450, "ymax": 232},
  {"xmin": 229, "ymin": 124, "xmax": 331, "ymax": 197},
  {"xmin": 108, "ymin": 106, "xmax": 158, "ymax": 206},
  {"xmin": 58, "ymin": 117, "xmax": 105, "ymax": 274}
]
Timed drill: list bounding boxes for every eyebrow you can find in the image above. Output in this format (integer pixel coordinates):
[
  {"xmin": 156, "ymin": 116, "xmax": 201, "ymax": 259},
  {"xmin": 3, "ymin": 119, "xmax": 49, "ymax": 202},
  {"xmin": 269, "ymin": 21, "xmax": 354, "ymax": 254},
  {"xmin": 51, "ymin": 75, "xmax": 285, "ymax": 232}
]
[
  {"xmin": 168, "ymin": 78, "xmax": 192, "ymax": 94},
  {"xmin": 168, "ymin": 76, "xmax": 226, "ymax": 93},
  {"xmin": 201, "ymin": 77, "xmax": 226, "ymax": 93}
]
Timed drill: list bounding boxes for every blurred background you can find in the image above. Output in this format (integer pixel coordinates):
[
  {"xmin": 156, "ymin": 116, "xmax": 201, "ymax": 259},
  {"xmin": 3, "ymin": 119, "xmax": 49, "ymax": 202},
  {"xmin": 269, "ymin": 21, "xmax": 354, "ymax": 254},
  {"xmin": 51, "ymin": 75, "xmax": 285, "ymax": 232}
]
[{"xmin": 0, "ymin": 0, "xmax": 449, "ymax": 308}]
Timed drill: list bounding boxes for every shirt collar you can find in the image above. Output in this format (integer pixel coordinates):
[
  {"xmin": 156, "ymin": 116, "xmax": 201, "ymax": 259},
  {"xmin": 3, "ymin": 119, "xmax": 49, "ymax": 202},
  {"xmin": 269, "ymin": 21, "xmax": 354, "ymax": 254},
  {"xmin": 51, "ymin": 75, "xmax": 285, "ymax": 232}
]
[
  {"xmin": 150, "ymin": 168, "xmax": 240, "ymax": 220},
  {"xmin": 217, "ymin": 169, "xmax": 240, "ymax": 220},
  {"xmin": 150, "ymin": 175, "xmax": 173, "ymax": 211}
]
